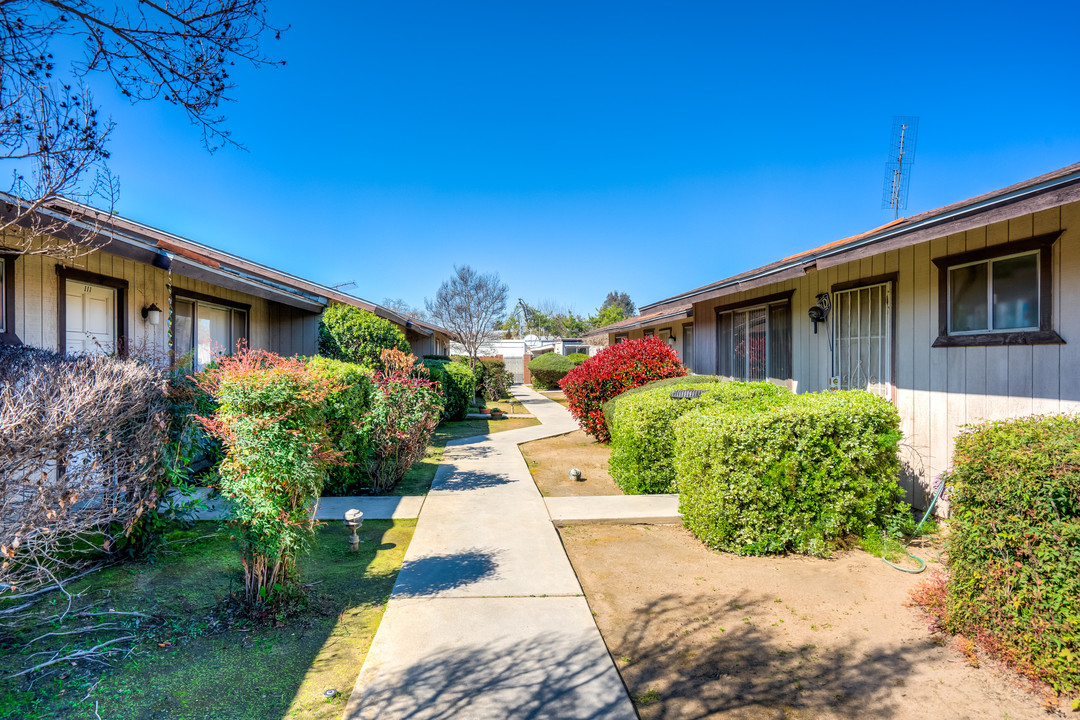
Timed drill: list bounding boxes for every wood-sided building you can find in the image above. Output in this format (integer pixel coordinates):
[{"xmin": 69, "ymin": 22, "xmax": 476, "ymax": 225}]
[
  {"xmin": 593, "ymin": 162, "xmax": 1080, "ymax": 508},
  {"xmin": 0, "ymin": 196, "xmax": 447, "ymax": 366}
]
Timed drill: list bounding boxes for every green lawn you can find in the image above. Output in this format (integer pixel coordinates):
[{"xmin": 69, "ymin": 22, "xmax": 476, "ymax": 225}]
[{"xmin": 0, "ymin": 520, "xmax": 414, "ymax": 720}]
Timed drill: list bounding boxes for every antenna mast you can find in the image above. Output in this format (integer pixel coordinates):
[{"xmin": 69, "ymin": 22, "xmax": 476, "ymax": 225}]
[{"xmin": 882, "ymin": 116, "xmax": 920, "ymax": 219}]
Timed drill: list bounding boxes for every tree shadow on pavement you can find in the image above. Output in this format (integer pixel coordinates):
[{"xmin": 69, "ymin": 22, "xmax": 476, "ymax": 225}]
[
  {"xmin": 392, "ymin": 549, "xmax": 501, "ymax": 597},
  {"xmin": 348, "ymin": 633, "xmax": 631, "ymax": 720}
]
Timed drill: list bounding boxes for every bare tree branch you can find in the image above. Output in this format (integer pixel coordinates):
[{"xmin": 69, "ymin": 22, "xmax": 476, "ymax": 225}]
[
  {"xmin": 0, "ymin": 0, "xmax": 284, "ymax": 257},
  {"xmin": 425, "ymin": 266, "xmax": 508, "ymax": 364}
]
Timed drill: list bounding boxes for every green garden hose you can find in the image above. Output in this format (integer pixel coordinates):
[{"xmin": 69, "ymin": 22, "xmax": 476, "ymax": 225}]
[{"xmin": 881, "ymin": 478, "xmax": 947, "ymax": 574}]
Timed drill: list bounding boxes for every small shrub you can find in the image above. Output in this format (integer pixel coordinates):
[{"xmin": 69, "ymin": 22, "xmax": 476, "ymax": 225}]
[
  {"xmin": 560, "ymin": 337, "xmax": 687, "ymax": 442},
  {"xmin": 674, "ymin": 390, "xmax": 903, "ymax": 557},
  {"xmin": 608, "ymin": 380, "xmax": 788, "ymax": 494},
  {"xmin": 936, "ymin": 415, "xmax": 1080, "ymax": 695},
  {"xmin": 529, "ymin": 352, "xmax": 588, "ymax": 390},
  {"xmin": 307, "ymin": 356, "xmax": 375, "ymax": 496},
  {"xmin": 423, "ymin": 354, "xmax": 451, "ymax": 362},
  {"xmin": 318, "ymin": 304, "xmax": 409, "ymax": 371},
  {"xmin": 196, "ymin": 349, "xmax": 342, "ymax": 605},
  {"xmin": 423, "ymin": 360, "xmax": 476, "ymax": 420},
  {"xmin": 477, "ymin": 358, "xmax": 514, "ymax": 401},
  {"xmin": 0, "ymin": 346, "xmax": 169, "ymax": 592},
  {"xmin": 362, "ymin": 371, "xmax": 443, "ymax": 493}
]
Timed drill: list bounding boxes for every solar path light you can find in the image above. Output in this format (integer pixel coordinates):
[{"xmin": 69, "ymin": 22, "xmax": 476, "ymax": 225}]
[{"xmin": 344, "ymin": 509, "xmax": 363, "ymax": 552}]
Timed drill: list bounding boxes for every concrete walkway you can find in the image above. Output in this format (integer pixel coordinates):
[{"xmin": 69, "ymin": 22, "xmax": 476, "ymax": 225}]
[{"xmin": 343, "ymin": 385, "xmax": 638, "ymax": 720}]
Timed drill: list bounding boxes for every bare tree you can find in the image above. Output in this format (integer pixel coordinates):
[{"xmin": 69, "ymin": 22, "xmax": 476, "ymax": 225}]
[
  {"xmin": 0, "ymin": 0, "xmax": 283, "ymax": 257},
  {"xmin": 425, "ymin": 266, "xmax": 508, "ymax": 364},
  {"xmin": 381, "ymin": 297, "xmax": 428, "ymax": 322}
]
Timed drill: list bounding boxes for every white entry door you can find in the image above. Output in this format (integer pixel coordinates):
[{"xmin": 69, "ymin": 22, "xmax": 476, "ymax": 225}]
[{"xmin": 66, "ymin": 280, "xmax": 116, "ymax": 355}]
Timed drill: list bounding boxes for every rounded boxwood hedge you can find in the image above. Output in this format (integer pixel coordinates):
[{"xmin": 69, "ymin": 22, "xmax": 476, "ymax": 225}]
[
  {"xmin": 528, "ymin": 352, "xmax": 588, "ymax": 390},
  {"xmin": 601, "ymin": 374, "xmax": 723, "ymax": 434},
  {"xmin": 423, "ymin": 359, "xmax": 476, "ymax": 420},
  {"xmin": 608, "ymin": 380, "xmax": 788, "ymax": 494},
  {"xmin": 673, "ymin": 390, "xmax": 903, "ymax": 557}
]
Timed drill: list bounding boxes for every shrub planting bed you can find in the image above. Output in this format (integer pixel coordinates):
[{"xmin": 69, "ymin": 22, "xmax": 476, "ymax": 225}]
[
  {"xmin": 528, "ymin": 352, "xmax": 588, "ymax": 390},
  {"xmin": 918, "ymin": 414, "xmax": 1080, "ymax": 697},
  {"xmin": 608, "ymin": 380, "xmax": 788, "ymax": 494},
  {"xmin": 560, "ymin": 337, "xmax": 686, "ymax": 442},
  {"xmin": 674, "ymin": 390, "xmax": 904, "ymax": 556},
  {"xmin": 424, "ymin": 359, "xmax": 475, "ymax": 420}
]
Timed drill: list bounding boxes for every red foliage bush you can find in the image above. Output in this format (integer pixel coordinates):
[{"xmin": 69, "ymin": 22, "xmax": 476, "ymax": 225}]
[{"xmin": 559, "ymin": 337, "xmax": 686, "ymax": 442}]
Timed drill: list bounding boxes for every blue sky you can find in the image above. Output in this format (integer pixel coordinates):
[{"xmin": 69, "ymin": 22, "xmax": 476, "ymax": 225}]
[{"xmin": 96, "ymin": 0, "xmax": 1080, "ymax": 316}]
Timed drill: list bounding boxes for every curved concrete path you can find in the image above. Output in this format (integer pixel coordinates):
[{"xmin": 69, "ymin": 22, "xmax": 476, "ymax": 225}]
[{"xmin": 343, "ymin": 385, "xmax": 637, "ymax": 720}]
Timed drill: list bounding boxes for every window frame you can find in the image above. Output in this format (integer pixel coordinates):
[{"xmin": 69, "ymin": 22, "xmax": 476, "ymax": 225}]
[
  {"xmin": 613, "ymin": 332, "xmax": 629, "ymax": 343},
  {"xmin": 681, "ymin": 321, "xmax": 694, "ymax": 371},
  {"xmin": 0, "ymin": 253, "xmax": 20, "ymax": 345},
  {"xmin": 931, "ymin": 232, "xmax": 1063, "ymax": 348},
  {"xmin": 714, "ymin": 289, "xmax": 794, "ymax": 381},
  {"xmin": 170, "ymin": 288, "xmax": 251, "ymax": 368}
]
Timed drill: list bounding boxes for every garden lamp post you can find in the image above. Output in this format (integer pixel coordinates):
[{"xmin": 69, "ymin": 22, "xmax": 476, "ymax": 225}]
[{"xmin": 344, "ymin": 509, "xmax": 364, "ymax": 552}]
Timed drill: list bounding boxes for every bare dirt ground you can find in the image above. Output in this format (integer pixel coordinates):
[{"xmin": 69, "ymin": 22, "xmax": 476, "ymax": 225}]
[
  {"xmin": 520, "ymin": 429, "xmax": 623, "ymax": 496},
  {"xmin": 560, "ymin": 523, "xmax": 1055, "ymax": 720}
]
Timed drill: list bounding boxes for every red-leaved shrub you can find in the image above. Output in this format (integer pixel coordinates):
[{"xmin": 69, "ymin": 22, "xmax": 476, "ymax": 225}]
[{"xmin": 559, "ymin": 337, "xmax": 686, "ymax": 442}]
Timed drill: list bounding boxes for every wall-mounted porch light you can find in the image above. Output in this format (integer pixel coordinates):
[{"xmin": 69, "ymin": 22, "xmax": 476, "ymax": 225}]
[
  {"xmin": 808, "ymin": 293, "xmax": 831, "ymax": 334},
  {"xmin": 141, "ymin": 303, "xmax": 162, "ymax": 325}
]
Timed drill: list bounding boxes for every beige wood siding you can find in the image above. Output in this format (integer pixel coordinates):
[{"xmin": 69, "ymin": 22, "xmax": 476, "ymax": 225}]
[
  {"xmin": 686, "ymin": 201, "xmax": 1080, "ymax": 508},
  {"xmin": 6, "ymin": 243, "xmax": 320, "ymax": 360}
]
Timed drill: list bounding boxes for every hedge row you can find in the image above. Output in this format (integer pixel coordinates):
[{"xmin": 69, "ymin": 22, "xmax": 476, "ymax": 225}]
[
  {"xmin": 674, "ymin": 390, "xmax": 903, "ymax": 557},
  {"xmin": 318, "ymin": 304, "xmax": 410, "ymax": 371},
  {"xmin": 307, "ymin": 356, "xmax": 375, "ymax": 496},
  {"xmin": 424, "ymin": 359, "xmax": 476, "ymax": 420},
  {"xmin": 529, "ymin": 352, "xmax": 588, "ymax": 390},
  {"xmin": 608, "ymin": 380, "xmax": 788, "ymax": 494},
  {"xmin": 560, "ymin": 337, "xmax": 686, "ymax": 442},
  {"xmin": 939, "ymin": 415, "xmax": 1080, "ymax": 694}
]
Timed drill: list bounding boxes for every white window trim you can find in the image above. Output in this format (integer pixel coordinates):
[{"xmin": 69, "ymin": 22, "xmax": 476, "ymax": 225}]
[{"xmin": 946, "ymin": 249, "xmax": 1040, "ymax": 336}]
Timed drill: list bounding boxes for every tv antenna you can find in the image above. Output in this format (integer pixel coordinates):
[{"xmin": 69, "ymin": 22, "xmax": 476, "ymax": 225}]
[
  {"xmin": 881, "ymin": 116, "xmax": 919, "ymax": 219},
  {"xmin": 329, "ymin": 280, "xmax": 357, "ymax": 291}
]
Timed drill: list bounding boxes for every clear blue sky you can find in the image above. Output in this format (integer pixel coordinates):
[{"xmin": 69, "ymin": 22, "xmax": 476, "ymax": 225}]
[{"xmin": 96, "ymin": 0, "xmax": 1080, "ymax": 316}]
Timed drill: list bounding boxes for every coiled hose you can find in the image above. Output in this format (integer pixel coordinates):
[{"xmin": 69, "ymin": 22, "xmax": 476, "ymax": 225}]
[{"xmin": 881, "ymin": 479, "xmax": 947, "ymax": 574}]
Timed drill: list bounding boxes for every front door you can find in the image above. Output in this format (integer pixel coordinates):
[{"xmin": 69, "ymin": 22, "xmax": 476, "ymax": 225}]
[{"xmin": 65, "ymin": 280, "xmax": 116, "ymax": 355}]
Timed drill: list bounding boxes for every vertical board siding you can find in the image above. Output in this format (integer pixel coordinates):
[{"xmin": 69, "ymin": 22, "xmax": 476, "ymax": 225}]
[
  {"xmin": 680, "ymin": 201, "xmax": 1080, "ymax": 509},
  {"xmin": 9, "ymin": 246, "xmax": 320, "ymax": 359}
]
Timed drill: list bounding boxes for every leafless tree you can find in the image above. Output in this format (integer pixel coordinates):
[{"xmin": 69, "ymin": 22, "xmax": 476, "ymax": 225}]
[
  {"xmin": 425, "ymin": 265, "xmax": 508, "ymax": 364},
  {"xmin": 0, "ymin": 0, "xmax": 284, "ymax": 257},
  {"xmin": 382, "ymin": 297, "xmax": 428, "ymax": 322}
]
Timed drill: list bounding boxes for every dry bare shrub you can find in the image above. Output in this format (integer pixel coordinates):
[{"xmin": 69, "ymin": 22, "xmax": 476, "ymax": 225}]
[{"xmin": 0, "ymin": 346, "xmax": 169, "ymax": 594}]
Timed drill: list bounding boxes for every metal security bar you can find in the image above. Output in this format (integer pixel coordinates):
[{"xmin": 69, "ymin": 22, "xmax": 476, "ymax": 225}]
[{"xmin": 833, "ymin": 283, "xmax": 892, "ymax": 399}]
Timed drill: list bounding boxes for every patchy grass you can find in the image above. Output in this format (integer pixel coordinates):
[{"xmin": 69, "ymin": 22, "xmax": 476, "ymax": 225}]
[
  {"xmin": 538, "ymin": 390, "xmax": 569, "ymax": 408},
  {"xmin": 484, "ymin": 397, "xmax": 529, "ymax": 415},
  {"xmin": 392, "ymin": 417, "xmax": 540, "ymax": 496},
  {"xmin": 0, "ymin": 520, "xmax": 414, "ymax": 720}
]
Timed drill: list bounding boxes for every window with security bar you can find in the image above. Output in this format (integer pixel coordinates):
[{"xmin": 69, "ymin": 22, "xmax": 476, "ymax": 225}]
[
  {"xmin": 832, "ymin": 282, "xmax": 892, "ymax": 399},
  {"xmin": 716, "ymin": 300, "xmax": 791, "ymax": 381}
]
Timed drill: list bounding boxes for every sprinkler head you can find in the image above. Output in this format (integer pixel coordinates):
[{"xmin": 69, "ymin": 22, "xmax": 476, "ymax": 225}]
[{"xmin": 569, "ymin": 468, "xmax": 582, "ymax": 481}]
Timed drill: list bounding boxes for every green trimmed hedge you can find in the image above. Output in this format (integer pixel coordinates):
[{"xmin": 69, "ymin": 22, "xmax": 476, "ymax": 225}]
[
  {"xmin": 674, "ymin": 390, "xmax": 903, "ymax": 557},
  {"xmin": 307, "ymin": 357, "xmax": 375, "ymax": 496},
  {"xmin": 318, "ymin": 304, "xmax": 410, "ymax": 371},
  {"xmin": 424, "ymin": 360, "xmax": 475, "ymax": 420},
  {"xmin": 529, "ymin": 352, "xmax": 588, "ymax": 390},
  {"xmin": 609, "ymin": 380, "xmax": 788, "ymax": 494},
  {"xmin": 602, "ymin": 374, "xmax": 723, "ymax": 433},
  {"xmin": 941, "ymin": 414, "xmax": 1080, "ymax": 694}
]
